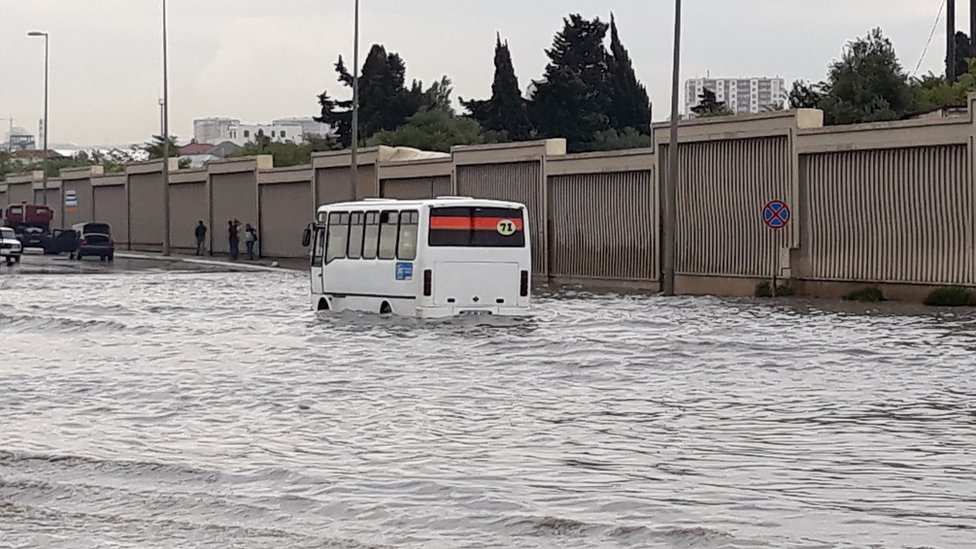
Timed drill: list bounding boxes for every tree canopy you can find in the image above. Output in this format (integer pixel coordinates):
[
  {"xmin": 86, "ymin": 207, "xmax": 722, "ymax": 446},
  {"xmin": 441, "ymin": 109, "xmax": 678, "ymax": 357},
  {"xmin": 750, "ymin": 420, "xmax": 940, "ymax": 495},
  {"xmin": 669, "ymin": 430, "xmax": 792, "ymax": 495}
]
[
  {"xmin": 529, "ymin": 14, "xmax": 614, "ymax": 152},
  {"xmin": 691, "ymin": 88, "xmax": 732, "ymax": 118},
  {"xmin": 606, "ymin": 13, "xmax": 651, "ymax": 132},
  {"xmin": 461, "ymin": 34, "xmax": 533, "ymax": 142},
  {"xmin": 367, "ymin": 108, "xmax": 486, "ymax": 152}
]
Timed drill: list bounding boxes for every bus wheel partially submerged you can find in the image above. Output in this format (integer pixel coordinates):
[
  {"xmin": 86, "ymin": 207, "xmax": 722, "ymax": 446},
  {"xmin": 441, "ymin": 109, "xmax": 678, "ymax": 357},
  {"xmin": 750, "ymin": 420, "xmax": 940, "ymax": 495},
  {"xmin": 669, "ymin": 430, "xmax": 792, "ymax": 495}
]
[{"xmin": 305, "ymin": 197, "xmax": 531, "ymax": 319}]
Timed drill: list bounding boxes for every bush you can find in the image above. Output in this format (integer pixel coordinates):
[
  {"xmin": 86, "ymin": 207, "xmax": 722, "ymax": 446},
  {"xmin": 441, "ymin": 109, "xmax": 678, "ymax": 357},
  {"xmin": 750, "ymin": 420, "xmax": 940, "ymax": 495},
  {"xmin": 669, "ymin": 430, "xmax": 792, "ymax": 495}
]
[
  {"xmin": 924, "ymin": 287, "xmax": 974, "ymax": 307},
  {"xmin": 843, "ymin": 287, "xmax": 885, "ymax": 302},
  {"xmin": 755, "ymin": 281, "xmax": 795, "ymax": 298}
]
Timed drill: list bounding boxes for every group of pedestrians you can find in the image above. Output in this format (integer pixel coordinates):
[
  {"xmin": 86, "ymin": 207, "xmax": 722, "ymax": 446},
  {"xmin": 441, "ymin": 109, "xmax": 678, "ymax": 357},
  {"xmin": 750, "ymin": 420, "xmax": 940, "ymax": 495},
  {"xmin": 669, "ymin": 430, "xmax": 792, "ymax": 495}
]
[{"xmin": 193, "ymin": 219, "xmax": 259, "ymax": 261}]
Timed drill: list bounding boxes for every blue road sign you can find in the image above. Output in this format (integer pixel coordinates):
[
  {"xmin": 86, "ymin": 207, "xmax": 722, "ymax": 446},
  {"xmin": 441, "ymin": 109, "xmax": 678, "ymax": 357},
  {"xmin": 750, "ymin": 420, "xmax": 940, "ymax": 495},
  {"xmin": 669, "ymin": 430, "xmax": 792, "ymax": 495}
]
[{"xmin": 762, "ymin": 200, "xmax": 791, "ymax": 230}]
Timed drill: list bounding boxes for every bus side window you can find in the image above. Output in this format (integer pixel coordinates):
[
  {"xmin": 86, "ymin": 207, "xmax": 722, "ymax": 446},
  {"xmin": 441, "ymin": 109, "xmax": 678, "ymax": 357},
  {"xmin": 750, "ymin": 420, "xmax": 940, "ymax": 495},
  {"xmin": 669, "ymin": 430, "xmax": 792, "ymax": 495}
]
[
  {"xmin": 326, "ymin": 212, "xmax": 349, "ymax": 264},
  {"xmin": 347, "ymin": 212, "xmax": 365, "ymax": 259},
  {"xmin": 311, "ymin": 226, "xmax": 326, "ymax": 265},
  {"xmin": 378, "ymin": 211, "xmax": 399, "ymax": 260},
  {"xmin": 397, "ymin": 210, "xmax": 419, "ymax": 260},
  {"xmin": 363, "ymin": 211, "xmax": 379, "ymax": 259}
]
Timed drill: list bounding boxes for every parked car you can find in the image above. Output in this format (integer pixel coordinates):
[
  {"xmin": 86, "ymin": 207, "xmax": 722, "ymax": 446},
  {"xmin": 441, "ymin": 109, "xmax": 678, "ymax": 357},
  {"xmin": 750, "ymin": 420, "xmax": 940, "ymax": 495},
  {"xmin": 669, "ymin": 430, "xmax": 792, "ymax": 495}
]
[
  {"xmin": 19, "ymin": 226, "xmax": 47, "ymax": 249},
  {"xmin": 1, "ymin": 226, "xmax": 23, "ymax": 266},
  {"xmin": 42, "ymin": 229, "xmax": 79, "ymax": 255},
  {"xmin": 70, "ymin": 222, "xmax": 114, "ymax": 261}
]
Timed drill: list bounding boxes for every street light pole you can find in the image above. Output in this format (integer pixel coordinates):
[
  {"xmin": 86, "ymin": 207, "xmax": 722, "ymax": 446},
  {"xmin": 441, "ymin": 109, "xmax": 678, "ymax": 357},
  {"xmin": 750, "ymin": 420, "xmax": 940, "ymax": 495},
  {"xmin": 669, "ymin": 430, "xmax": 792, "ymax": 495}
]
[
  {"xmin": 662, "ymin": 0, "xmax": 682, "ymax": 296},
  {"xmin": 28, "ymin": 31, "xmax": 49, "ymax": 205},
  {"xmin": 349, "ymin": 0, "xmax": 360, "ymax": 201},
  {"xmin": 161, "ymin": 0, "xmax": 171, "ymax": 256}
]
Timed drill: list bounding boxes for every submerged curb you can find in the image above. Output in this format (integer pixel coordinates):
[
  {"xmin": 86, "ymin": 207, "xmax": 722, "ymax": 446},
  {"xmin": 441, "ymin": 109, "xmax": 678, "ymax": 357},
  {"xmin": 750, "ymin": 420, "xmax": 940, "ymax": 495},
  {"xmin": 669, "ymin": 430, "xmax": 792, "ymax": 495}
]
[{"xmin": 115, "ymin": 252, "xmax": 286, "ymax": 273}]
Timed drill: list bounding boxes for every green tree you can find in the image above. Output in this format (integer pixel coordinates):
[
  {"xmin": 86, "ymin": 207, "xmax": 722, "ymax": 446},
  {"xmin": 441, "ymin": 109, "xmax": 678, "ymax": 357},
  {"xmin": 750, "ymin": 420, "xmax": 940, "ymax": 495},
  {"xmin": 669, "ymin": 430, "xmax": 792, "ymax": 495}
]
[
  {"xmin": 691, "ymin": 88, "xmax": 732, "ymax": 117},
  {"xmin": 367, "ymin": 108, "xmax": 485, "ymax": 152},
  {"xmin": 606, "ymin": 13, "xmax": 651, "ymax": 132},
  {"xmin": 529, "ymin": 14, "xmax": 613, "ymax": 152},
  {"xmin": 817, "ymin": 28, "xmax": 913, "ymax": 124},
  {"xmin": 591, "ymin": 127, "xmax": 651, "ymax": 151},
  {"xmin": 316, "ymin": 45, "xmax": 437, "ymax": 147},
  {"xmin": 142, "ymin": 135, "xmax": 180, "ymax": 159},
  {"xmin": 913, "ymin": 59, "xmax": 976, "ymax": 110},
  {"xmin": 229, "ymin": 130, "xmax": 341, "ymax": 167},
  {"xmin": 461, "ymin": 34, "xmax": 533, "ymax": 142},
  {"xmin": 950, "ymin": 31, "xmax": 976, "ymax": 80},
  {"xmin": 0, "ymin": 150, "xmax": 13, "ymax": 181},
  {"xmin": 789, "ymin": 79, "xmax": 828, "ymax": 109}
]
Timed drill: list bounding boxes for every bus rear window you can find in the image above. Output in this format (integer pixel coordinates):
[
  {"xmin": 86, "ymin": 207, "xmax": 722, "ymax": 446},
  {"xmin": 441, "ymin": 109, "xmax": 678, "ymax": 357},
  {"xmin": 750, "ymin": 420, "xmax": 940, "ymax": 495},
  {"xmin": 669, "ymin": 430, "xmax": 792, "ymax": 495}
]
[{"xmin": 428, "ymin": 207, "xmax": 525, "ymax": 248}]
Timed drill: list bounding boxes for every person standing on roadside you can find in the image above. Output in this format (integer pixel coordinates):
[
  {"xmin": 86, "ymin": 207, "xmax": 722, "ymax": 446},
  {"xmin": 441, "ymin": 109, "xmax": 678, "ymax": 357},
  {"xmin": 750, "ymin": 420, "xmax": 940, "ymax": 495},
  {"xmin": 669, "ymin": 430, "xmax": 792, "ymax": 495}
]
[
  {"xmin": 244, "ymin": 223, "xmax": 258, "ymax": 261},
  {"xmin": 194, "ymin": 221, "xmax": 207, "ymax": 256},
  {"xmin": 228, "ymin": 219, "xmax": 240, "ymax": 260}
]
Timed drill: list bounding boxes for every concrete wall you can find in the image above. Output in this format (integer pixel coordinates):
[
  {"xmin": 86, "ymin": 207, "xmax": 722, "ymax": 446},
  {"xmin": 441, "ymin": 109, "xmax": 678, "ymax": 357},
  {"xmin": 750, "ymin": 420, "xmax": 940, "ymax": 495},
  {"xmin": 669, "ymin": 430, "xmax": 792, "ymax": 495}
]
[
  {"xmin": 169, "ymin": 170, "xmax": 208, "ymax": 254},
  {"xmin": 9, "ymin": 96, "xmax": 976, "ymax": 301},
  {"xmin": 126, "ymin": 161, "xmax": 172, "ymax": 251},
  {"xmin": 33, "ymin": 181, "xmax": 60, "ymax": 209},
  {"xmin": 4, "ymin": 175, "xmax": 37, "ymax": 205},
  {"xmin": 380, "ymin": 176, "xmax": 452, "ymax": 199},
  {"xmin": 92, "ymin": 175, "xmax": 127, "ymax": 246},
  {"xmin": 60, "ymin": 166, "xmax": 103, "ymax": 229},
  {"xmin": 259, "ymin": 167, "xmax": 313, "ymax": 258},
  {"xmin": 378, "ymin": 157, "xmax": 453, "ymax": 199}
]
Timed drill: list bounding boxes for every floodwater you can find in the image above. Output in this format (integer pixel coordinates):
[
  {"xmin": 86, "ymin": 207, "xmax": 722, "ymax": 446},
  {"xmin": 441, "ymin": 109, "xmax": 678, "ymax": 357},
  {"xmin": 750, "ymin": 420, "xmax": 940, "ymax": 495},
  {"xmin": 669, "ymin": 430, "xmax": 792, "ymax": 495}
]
[{"xmin": 1, "ymin": 264, "xmax": 975, "ymax": 548}]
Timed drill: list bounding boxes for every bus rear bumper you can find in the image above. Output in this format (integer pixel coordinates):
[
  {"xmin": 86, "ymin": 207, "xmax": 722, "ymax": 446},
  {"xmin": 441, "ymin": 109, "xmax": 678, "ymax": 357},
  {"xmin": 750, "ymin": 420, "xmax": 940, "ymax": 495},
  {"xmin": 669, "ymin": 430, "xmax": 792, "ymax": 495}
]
[{"xmin": 416, "ymin": 305, "xmax": 529, "ymax": 319}]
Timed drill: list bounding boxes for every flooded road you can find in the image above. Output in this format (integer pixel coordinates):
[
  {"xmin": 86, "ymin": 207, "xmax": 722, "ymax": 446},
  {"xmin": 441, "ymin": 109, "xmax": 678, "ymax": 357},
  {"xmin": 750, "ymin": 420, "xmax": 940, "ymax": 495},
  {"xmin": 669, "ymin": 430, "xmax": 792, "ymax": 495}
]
[{"xmin": 1, "ymin": 265, "xmax": 975, "ymax": 548}]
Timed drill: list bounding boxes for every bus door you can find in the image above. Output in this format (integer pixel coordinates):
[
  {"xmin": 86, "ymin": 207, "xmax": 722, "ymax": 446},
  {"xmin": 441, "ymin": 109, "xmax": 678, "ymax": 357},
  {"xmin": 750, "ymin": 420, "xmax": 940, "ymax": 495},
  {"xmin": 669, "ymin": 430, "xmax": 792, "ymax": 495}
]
[{"xmin": 310, "ymin": 223, "xmax": 326, "ymax": 295}]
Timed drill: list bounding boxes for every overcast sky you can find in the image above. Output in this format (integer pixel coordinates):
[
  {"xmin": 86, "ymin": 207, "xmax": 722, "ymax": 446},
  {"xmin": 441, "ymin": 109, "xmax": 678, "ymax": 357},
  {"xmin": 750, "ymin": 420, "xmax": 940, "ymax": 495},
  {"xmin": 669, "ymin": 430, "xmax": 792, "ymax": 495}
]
[{"xmin": 0, "ymin": 0, "xmax": 964, "ymax": 147}]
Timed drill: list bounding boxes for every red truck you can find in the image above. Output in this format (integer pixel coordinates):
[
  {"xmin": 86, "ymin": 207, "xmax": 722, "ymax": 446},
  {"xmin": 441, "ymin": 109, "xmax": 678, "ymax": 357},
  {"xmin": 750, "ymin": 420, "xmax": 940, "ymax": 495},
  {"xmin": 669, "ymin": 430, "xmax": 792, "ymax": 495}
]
[{"xmin": 3, "ymin": 203, "xmax": 54, "ymax": 233}]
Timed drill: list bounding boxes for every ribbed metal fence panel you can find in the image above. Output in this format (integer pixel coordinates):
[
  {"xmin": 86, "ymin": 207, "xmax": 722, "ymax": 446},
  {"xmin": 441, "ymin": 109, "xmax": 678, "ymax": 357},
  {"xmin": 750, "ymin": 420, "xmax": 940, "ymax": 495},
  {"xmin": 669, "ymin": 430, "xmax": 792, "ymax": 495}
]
[
  {"xmin": 456, "ymin": 162, "xmax": 544, "ymax": 274},
  {"xmin": 548, "ymin": 170, "xmax": 657, "ymax": 280},
  {"xmin": 803, "ymin": 146, "xmax": 973, "ymax": 284}
]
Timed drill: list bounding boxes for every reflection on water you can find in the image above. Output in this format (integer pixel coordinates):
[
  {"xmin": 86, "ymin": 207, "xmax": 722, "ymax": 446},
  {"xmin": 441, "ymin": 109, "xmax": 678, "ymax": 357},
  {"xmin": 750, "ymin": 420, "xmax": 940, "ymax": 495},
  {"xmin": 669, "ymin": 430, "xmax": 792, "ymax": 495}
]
[{"xmin": 1, "ymin": 270, "xmax": 975, "ymax": 548}]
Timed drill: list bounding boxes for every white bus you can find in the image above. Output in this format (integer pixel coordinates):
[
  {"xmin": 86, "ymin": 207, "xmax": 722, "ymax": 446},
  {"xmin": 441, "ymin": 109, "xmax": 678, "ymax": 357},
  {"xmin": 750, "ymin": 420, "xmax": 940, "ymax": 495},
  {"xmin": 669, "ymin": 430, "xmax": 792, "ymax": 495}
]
[{"xmin": 303, "ymin": 197, "xmax": 531, "ymax": 318}]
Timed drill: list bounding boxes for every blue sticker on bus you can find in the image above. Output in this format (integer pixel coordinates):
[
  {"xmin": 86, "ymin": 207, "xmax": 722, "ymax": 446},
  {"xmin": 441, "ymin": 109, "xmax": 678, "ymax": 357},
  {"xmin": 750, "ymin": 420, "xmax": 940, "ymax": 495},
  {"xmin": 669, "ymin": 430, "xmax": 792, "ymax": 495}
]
[{"xmin": 395, "ymin": 262, "xmax": 413, "ymax": 281}]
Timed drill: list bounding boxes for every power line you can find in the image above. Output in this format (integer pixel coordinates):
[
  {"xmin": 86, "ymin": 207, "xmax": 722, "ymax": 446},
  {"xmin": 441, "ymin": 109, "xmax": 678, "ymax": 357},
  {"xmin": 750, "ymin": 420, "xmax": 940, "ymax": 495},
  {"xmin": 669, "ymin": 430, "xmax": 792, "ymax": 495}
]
[{"xmin": 914, "ymin": 0, "xmax": 948, "ymax": 76}]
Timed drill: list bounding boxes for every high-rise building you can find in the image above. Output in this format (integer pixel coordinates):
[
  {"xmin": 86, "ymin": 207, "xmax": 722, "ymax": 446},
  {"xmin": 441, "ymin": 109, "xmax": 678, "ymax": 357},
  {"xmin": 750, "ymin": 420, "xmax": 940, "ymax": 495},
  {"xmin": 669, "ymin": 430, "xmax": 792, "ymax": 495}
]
[{"xmin": 685, "ymin": 77, "xmax": 787, "ymax": 116}]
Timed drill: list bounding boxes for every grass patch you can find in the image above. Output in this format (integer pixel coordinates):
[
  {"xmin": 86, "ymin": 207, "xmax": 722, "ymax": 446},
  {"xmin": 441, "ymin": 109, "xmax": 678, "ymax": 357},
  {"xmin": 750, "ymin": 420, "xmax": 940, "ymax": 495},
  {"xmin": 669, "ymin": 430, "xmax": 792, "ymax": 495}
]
[
  {"xmin": 755, "ymin": 281, "xmax": 795, "ymax": 298},
  {"xmin": 843, "ymin": 287, "xmax": 886, "ymax": 302},
  {"xmin": 924, "ymin": 286, "xmax": 974, "ymax": 307}
]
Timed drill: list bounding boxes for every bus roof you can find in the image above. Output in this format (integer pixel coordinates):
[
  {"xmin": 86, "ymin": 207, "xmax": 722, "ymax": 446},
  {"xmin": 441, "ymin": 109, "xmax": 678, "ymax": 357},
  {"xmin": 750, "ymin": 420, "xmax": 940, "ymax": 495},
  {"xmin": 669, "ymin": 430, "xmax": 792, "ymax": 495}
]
[{"xmin": 317, "ymin": 197, "xmax": 526, "ymax": 213}]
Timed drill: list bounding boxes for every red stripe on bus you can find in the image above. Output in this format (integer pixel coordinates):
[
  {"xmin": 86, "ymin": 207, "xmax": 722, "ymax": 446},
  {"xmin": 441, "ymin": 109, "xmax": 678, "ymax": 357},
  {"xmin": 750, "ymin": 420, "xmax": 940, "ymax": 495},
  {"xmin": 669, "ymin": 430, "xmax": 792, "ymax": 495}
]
[{"xmin": 429, "ymin": 217, "xmax": 524, "ymax": 231}]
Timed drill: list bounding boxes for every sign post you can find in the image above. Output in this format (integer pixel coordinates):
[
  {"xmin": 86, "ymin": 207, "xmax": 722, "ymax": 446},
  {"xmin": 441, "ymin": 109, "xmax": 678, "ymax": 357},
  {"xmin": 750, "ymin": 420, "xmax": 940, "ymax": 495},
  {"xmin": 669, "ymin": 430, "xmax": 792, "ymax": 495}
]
[{"xmin": 761, "ymin": 200, "xmax": 791, "ymax": 297}]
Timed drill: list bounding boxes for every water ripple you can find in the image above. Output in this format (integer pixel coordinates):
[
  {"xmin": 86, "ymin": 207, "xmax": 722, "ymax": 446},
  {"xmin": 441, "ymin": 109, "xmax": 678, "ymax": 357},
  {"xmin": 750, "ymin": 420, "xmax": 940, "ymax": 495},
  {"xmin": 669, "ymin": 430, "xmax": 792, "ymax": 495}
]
[{"xmin": 1, "ymin": 270, "xmax": 975, "ymax": 548}]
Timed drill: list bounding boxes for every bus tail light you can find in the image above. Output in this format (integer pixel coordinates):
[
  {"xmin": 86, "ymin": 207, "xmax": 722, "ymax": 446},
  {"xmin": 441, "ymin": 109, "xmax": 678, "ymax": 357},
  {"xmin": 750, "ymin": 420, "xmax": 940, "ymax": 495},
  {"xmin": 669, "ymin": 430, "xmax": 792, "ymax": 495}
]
[
  {"xmin": 423, "ymin": 269, "xmax": 432, "ymax": 296},
  {"xmin": 520, "ymin": 270, "xmax": 529, "ymax": 297}
]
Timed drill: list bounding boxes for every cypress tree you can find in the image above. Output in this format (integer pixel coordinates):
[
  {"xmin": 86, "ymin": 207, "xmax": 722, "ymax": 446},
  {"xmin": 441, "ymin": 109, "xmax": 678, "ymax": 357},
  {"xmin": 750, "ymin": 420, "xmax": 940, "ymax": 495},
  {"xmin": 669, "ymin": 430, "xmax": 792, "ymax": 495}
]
[
  {"xmin": 606, "ymin": 13, "xmax": 650, "ymax": 132},
  {"xmin": 528, "ymin": 14, "xmax": 613, "ymax": 151},
  {"xmin": 461, "ymin": 34, "xmax": 532, "ymax": 141}
]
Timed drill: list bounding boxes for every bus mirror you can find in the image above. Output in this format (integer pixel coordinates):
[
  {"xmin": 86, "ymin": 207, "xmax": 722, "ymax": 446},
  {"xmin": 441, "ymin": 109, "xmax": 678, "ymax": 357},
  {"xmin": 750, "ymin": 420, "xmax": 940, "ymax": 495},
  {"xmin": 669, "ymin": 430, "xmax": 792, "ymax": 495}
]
[{"xmin": 302, "ymin": 226, "xmax": 311, "ymax": 247}]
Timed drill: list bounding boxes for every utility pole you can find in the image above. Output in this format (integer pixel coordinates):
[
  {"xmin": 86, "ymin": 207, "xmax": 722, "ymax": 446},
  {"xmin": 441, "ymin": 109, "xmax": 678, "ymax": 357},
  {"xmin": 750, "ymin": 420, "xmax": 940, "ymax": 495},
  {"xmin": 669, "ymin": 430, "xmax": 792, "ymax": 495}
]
[
  {"xmin": 662, "ymin": 0, "xmax": 682, "ymax": 296},
  {"xmin": 948, "ymin": 0, "xmax": 957, "ymax": 83},
  {"xmin": 970, "ymin": 0, "xmax": 976, "ymax": 51},
  {"xmin": 161, "ymin": 0, "xmax": 171, "ymax": 256},
  {"xmin": 27, "ymin": 31, "xmax": 49, "ymax": 205},
  {"xmin": 349, "ymin": 0, "xmax": 360, "ymax": 201}
]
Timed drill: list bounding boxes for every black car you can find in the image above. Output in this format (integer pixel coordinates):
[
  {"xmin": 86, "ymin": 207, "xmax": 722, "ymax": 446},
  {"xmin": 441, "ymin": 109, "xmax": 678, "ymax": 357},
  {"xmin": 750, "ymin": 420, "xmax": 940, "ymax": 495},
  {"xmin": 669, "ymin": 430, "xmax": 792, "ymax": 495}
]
[
  {"xmin": 70, "ymin": 222, "xmax": 114, "ymax": 261},
  {"xmin": 42, "ymin": 229, "xmax": 79, "ymax": 255},
  {"xmin": 19, "ymin": 227, "xmax": 47, "ymax": 249}
]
